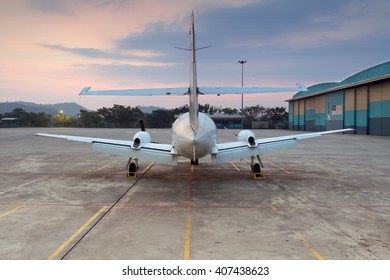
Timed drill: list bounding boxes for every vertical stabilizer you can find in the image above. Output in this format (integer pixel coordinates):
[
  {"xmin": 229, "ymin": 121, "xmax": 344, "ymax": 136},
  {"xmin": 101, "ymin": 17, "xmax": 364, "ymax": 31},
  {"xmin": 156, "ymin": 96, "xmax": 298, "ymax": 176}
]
[{"xmin": 189, "ymin": 11, "xmax": 199, "ymax": 133}]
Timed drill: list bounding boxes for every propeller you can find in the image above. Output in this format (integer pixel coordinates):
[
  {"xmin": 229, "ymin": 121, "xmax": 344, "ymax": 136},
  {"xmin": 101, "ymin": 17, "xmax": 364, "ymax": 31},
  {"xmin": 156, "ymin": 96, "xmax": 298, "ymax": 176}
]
[
  {"xmin": 224, "ymin": 127, "xmax": 238, "ymax": 136},
  {"xmin": 139, "ymin": 119, "xmax": 145, "ymax": 132}
]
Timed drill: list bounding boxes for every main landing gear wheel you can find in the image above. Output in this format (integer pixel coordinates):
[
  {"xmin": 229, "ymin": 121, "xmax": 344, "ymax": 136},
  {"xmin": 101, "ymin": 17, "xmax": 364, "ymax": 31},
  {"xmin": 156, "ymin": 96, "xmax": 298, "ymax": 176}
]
[
  {"xmin": 251, "ymin": 156, "xmax": 266, "ymax": 180},
  {"xmin": 126, "ymin": 158, "xmax": 139, "ymax": 178}
]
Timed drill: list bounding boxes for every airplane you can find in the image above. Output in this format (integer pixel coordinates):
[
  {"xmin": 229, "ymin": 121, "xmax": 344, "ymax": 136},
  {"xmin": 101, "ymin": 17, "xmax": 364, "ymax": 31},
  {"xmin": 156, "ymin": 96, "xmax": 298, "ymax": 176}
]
[{"xmin": 37, "ymin": 12, "xmax": 353, "ymax": 179}]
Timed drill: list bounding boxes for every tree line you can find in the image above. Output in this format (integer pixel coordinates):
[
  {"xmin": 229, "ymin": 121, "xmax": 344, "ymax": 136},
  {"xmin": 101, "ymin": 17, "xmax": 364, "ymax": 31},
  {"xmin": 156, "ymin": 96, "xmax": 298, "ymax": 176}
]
[{"xmin": 1, "ymin": 104, "xmax": 288, "ymax": 128}]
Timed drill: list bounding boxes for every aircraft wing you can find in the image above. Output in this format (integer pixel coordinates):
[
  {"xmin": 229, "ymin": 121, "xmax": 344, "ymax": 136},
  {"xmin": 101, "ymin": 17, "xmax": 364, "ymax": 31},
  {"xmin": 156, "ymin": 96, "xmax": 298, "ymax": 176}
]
[
  {"xmin": 36, "ymin": 133, "xmax": 178, "ymax": 165},
  {"xmin": 211, "ymin": 129, "xmax": 353, "ymax": 163},
  {"xmin": 80, "ymin": 87, "xmax": 189, "ymax": 96},
  {"xmin": 199, "ymin": 84, "xmax": 307, "ymax": 95}
]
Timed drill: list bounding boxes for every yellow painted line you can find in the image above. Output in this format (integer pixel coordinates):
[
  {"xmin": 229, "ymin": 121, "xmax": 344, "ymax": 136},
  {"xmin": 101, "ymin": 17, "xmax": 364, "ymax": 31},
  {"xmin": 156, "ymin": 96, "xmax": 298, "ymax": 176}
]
[
  {"xmin": 0, "ymin": 205, "xmax": 24, "ymax": 218},
  {"xmin": 140, "ymin": 161, "xmax": 155, "ymax": 174},
  {"xmin": 230, "ymin": 162, "xmax": 240, "ymax": 171},
  {"xmin": 268, "ymin": 161, "xmax": 292, "ymax": 174},
  {"xmin": 296, "ymin": 232, "xmax": 324, "ymax": 260},
  {"xmin": 315, "ymin": 165, "xmax": 338, "ymax": 174},
  {"xmin": 183, "ymin": 210, "xmax": 191, "ymax": 260},
  {"xmin": 358, "ymin": 206, "xmax": 374, "ymax": 220},
  {"xmin": 184, "ymin": 167, "xmax": 192, "ymax": 260},
  {"xmin": 48, "ymin": 206, "xmax": 107, "ymax": 260},
  {"xmin": 94, "ymin": 160, "xmax": 117, "ymax": 172}
]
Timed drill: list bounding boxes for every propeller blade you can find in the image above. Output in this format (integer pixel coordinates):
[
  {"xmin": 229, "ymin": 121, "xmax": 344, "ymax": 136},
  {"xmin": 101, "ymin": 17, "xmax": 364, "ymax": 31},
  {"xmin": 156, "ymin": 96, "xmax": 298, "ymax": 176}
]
[{"xmin": 139, "ymin": 119, "xmax": 145, "ymax": 132}]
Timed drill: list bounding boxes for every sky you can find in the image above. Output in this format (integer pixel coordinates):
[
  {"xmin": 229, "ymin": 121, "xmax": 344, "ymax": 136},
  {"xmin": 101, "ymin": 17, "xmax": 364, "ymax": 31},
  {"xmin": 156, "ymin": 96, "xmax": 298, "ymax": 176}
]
[{"xmin": 1, "ymin": 0, "xmax": 389, "ymax": 111}]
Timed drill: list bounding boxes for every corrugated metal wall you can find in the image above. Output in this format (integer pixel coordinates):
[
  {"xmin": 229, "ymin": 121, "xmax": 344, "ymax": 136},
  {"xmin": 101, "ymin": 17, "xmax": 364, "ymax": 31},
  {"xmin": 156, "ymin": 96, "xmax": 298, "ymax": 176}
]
[
  {"xmin": 288, "ymin": 80, "xmax": 390, "ymax": 135},
  {"xmin": 368, "ymin": 81, "xmax": 390, "ymax": 135}
]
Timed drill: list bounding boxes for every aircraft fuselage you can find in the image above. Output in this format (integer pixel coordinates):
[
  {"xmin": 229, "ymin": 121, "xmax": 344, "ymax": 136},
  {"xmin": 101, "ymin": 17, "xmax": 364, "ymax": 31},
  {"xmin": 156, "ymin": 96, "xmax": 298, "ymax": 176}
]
[{"xmin": 172, "ymin": 112, "xmax": 217, "ymax": 161}]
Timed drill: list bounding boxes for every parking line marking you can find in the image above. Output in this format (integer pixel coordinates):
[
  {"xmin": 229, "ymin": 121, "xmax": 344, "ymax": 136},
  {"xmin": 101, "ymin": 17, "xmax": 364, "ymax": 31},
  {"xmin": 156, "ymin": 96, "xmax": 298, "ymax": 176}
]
[
  {"xmin": 315, "ymin": 165, "xmax": 338, "ymax": 174},
  {"xmin": 0, "ymin": 180, "xmax": 37, "ymax": 195},
  {"xmin": 183, "ymin": 166, "xmax": 192, "ymax": 260},
  {"xmin": 183, "ymin": 212, "xmax": 191, "ymax": 260},
  {"xmin": 296, "ymin": 232, "xmax": 324, "ymax": 260},
  {"xmin": 48, "ymin": 206, "xmax": 107, "ymax": 260},
  {"xmin": 94, "ymin": 160, "xmax": 117, "ymax": 172},
  {"xmin": 268, "ymin": 161, "xmax": 292, "ymax": 174},
  {"xmin": 230, "ymin": 162, "xmax": 240, "ymax": 171},
  {"xmin": 0, "ymin": 205, "xmax": 24, "ymax": 218},
  {"xmin": 140, "ymin": 161, "xmax": 155, "ymax": 174}
]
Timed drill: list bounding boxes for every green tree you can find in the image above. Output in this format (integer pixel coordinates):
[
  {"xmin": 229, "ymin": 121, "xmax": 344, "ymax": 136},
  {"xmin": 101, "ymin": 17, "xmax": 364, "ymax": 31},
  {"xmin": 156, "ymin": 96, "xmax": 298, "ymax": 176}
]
[
  {"xmin": 145, "ymin": 109, "xmax": 175, "ymax": 128},
  {"xmin": 199, "ymin": 104, "xmax": 221, "ymax": 115},
  {"xmin": 97, "ymin": 105, "xmax": 144, "ymax": 128},
  {"xmin": 222, "ymin": 107, "xmax": 238, "ymax": 115},
  {"xmin": 242, "ymin": 105, "xmax": 266, "ymax": 121},
  {"xmin": 262, "ymin": 107, "xmax": 288, "ymax": 128},
  {"xmin": 172, "ymin": 105, "xmax": 189, "ymax": 115},
  {"xmin": 6, "ymin": 108, "xmax": 29, "ymax": 126},
  {"xmin": 29, "ymin": 112, "xmax": 51, "ymax": 127},
  {"xmin": 78, "ymin": 110, "xmax": 104, "ymax": 127},
  {"xmin": 54, "ymin": 113, "xmax": 73, "ymax": 127}
]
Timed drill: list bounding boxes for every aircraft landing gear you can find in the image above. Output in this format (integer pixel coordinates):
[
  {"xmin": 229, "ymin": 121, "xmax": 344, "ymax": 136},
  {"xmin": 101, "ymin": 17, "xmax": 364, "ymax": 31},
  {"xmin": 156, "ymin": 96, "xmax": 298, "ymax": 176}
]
[
  {"xmin": 251, "ymin": 155, "xmax": 265, "ymax": 180},
  {"xmin": 126, "ymin": 158, "xmax": 139, "ymax": 178}
]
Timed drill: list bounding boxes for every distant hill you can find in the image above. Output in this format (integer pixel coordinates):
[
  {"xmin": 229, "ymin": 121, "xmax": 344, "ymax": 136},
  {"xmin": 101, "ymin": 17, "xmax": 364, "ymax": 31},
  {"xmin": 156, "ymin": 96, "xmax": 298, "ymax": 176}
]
[
  {"xmin": 138, "ymin": 105, "xmax": 164, "ymax": 113},
  {"xmin": 0, "ymin": 102, "xmax": 89, "ymax": 117}
]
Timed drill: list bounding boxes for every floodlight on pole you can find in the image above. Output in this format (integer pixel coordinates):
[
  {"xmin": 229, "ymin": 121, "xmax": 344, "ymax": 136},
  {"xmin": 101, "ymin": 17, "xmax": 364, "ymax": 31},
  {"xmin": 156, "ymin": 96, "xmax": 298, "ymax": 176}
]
[{"xmin": 238, "ymin": 60, "xmax": 247, "ymax": 129}]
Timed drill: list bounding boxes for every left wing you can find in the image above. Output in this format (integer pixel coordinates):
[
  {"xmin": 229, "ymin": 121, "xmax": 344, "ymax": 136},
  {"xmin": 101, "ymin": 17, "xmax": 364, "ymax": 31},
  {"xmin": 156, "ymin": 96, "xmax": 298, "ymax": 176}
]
[
  {"xmin": 36, "ymin": 133, "xmax": 178, "ymax": 165},
  {"xmin": 212, "ymin": 129, "xmax": 353, "ymax": 164}
]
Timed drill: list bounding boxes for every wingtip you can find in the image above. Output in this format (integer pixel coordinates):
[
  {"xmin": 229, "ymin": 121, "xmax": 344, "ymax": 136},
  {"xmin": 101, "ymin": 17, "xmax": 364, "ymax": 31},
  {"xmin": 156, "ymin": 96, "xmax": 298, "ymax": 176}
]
[
  {"xmin": 79, "ymin": 87, "xmax": 91, "ymax": 95},
  {"xmin": 296, "ymin": 83, "xmax": 308, "ymax": 92}
]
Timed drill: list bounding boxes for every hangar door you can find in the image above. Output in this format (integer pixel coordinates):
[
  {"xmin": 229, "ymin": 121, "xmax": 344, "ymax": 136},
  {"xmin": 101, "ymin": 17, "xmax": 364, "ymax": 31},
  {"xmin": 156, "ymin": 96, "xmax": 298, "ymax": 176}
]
[
  {"xmin": 326, "ymin": 91, "xmax": 344, "ymax": 130},
  {"xmin": 369, "ymin": 81, "xmax": 390, "ymax": 136}
]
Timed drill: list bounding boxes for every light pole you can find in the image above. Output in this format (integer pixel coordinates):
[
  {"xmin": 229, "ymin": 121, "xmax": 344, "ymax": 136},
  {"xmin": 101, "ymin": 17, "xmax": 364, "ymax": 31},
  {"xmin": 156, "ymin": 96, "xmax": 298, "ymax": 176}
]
[{"xmin": 238, "ymin": 60, "xmax": 246, "ymax": 129}]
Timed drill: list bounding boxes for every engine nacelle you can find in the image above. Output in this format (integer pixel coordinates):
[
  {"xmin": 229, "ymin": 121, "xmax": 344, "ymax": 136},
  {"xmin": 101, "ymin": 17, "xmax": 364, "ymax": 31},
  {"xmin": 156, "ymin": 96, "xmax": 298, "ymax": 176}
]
[
  {"xmin": 237, "ymin": 130, "xmax": 257, "ymax": 147},
  {"xmin": 132, "ymin": 131, "xmax": 151, "ymax": 150}
]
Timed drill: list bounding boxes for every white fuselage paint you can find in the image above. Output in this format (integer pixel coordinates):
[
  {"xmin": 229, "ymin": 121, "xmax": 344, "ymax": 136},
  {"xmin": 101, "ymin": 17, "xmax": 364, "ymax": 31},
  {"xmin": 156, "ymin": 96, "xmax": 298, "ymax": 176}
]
[{"xmin": 172, "ymin": 112, "xmax": 217, "ymax": 160}]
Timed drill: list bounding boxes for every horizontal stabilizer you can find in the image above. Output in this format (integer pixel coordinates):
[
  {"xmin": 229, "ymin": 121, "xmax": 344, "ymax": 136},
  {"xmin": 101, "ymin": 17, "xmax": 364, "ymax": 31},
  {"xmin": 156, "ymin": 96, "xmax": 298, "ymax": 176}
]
[
  {"xmin": 199, "ymin": 84, "xmax": 307, "ymax": 95},
  {"xmin": 79, "ymin": 87, "xmax": 189, "ymax": 96}
]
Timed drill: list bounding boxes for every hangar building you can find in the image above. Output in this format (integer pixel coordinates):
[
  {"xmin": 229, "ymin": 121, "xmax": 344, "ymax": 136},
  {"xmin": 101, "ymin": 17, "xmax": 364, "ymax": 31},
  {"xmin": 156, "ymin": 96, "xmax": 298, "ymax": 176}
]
[{"xmin": 287, "ymin": 61, "xmax": 390, "ymax": 136}]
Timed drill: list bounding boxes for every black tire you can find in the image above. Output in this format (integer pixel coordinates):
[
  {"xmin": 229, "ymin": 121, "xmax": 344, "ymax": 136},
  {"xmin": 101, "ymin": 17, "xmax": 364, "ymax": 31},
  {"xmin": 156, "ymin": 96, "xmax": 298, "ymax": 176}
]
[
  {"xmin": 253, "ymin": 163, "xmax": 261, "ymax": 173},
  {"xmin": 129, "ymin": 162, "xmax": 137, "ymax": 172}
]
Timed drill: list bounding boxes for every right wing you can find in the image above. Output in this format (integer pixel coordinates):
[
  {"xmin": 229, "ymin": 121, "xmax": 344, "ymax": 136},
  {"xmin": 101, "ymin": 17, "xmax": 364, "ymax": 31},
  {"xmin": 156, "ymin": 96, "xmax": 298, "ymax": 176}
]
[
  {"xmin": 36, "ymin": 133, "xmax": 178, "ymax": 165},
  {"xmin": 212, "ymin": 129, "xmax": 354, "ymax": 163},
  {"xmin": 199, "ymin": 84, "xmax": 307, "ymax": 95}
]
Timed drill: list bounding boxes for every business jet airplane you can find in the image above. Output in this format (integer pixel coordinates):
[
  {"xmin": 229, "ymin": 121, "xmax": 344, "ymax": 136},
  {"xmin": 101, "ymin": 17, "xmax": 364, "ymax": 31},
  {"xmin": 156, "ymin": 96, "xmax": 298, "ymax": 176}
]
[{"xmin": 37, "ymin": 12, "xmax": 353, "ymax": 179}]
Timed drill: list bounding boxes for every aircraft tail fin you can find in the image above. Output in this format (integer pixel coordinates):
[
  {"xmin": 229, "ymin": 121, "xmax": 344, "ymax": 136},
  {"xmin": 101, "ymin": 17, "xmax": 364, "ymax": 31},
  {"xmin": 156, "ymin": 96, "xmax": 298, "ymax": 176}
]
[{"xmin": 189, "ymin": 11, "xmax": 198, "ymax": 133}]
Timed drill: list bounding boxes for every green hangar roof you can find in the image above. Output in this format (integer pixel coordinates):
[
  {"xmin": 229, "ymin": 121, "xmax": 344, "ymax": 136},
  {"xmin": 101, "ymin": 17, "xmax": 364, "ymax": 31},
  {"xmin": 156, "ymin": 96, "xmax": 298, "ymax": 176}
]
[{"xmin": 287, "ymin": 61, "xmax": 390, "ymax": 101}]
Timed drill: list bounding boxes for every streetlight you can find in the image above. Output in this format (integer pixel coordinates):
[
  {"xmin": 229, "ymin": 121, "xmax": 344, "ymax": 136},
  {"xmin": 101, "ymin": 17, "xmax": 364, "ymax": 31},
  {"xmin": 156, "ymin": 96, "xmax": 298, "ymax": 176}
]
[
  {"xmin": 59, "ymin": 110, "xmax": 64, "ymax": 127},
  {"xmin": 238, "ymin": 60, "xmax": 247, "ymax": 129}
]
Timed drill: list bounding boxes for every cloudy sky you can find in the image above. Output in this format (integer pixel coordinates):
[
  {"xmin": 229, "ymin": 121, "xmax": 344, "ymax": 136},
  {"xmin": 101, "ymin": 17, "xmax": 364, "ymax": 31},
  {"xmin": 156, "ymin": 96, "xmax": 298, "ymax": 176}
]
[{"xmin": 1, "ymin": 0, "xmax": 389, "ymax": 110}]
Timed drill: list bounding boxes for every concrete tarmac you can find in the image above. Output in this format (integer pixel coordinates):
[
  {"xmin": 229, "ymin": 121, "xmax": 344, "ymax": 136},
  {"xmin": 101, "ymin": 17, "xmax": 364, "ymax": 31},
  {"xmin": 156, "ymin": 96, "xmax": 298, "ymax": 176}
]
[{"xmin": 0, "ymin": 128, "xmax": 389, "ymax": 259}]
